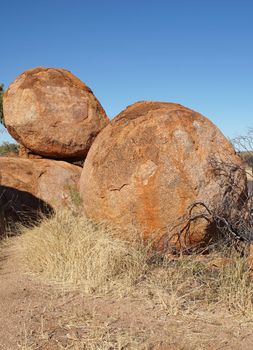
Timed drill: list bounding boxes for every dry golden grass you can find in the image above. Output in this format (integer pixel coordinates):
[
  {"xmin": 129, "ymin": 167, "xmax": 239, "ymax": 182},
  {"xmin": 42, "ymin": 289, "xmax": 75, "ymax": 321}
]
[
  {"xmin": 217, "ymin": 255, "xmax": 253, "ymax": 314},
  {"xmin": 143, "ymin": 249, "xmax": 253, "ymax": 317},
  {"xmin": 18, "ymin": 209, "xmax": 253, "ymax": 318},
  {"xmin": 19, "ymin": 210, "xmax": 148, "ymax": 293},
  {"xmin": 5, "ymin": 210, "xmax": 253, "ymax": 349}
]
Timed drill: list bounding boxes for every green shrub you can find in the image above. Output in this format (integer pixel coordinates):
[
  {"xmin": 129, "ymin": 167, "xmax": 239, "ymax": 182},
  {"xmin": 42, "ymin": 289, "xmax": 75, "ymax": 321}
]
[{"xmin": 0, "ymin": 141, "xmax": 19, "ymax": 155}]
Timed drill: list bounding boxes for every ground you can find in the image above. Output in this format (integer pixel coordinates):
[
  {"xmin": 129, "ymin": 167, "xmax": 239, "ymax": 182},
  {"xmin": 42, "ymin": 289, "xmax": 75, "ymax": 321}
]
[{"xmin": 2, "ymin": 238, "xmax": 253, "ymax": 350}]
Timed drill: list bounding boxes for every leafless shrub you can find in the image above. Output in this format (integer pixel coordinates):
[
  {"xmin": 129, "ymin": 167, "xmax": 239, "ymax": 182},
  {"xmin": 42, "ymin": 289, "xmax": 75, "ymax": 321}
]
[
  {"xmin": 233, "ymin": 129, "xmax": 253, "ymax": 162},
  {"xmin": 163, "ymin": 135, "xmax": 253, "ymax": 254}
]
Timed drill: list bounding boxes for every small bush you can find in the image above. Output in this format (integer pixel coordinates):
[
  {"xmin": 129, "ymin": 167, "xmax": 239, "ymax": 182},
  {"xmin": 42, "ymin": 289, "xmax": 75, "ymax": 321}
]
[{"xmin": 0, "ymin": 141, "xmax": 19, "ymax": 155}]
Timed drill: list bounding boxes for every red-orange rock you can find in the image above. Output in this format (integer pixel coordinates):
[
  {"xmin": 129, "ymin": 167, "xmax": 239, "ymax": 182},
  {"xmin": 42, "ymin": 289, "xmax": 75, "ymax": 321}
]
[
  {"xmin": 0, "ymin": 157, "xmax": 81, "ymax": 212},
  {"xmin": 2, "ymin": 152, "xmax": 18, "ymax": 158},
  {"xmin": 79, "ymin": 101, "xmax": 247, "ymax": 250},
  {"xmin": 18, "ymin": 145, "xmax": 43, "ymax": 159},
  {"xmin": 3, "ymin": 67, "xmax": 109, "ymax": 159}
]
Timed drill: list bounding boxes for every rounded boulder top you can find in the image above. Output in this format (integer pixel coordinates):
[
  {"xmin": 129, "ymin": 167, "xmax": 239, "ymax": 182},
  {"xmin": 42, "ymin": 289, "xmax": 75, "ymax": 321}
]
[
  {"xmin": 3, "ymin": 67, "xmax": 109, "ymax": 159},
  {"xmin": 79, "ymin": 101, "xmax": 247, "ymax": 250}
]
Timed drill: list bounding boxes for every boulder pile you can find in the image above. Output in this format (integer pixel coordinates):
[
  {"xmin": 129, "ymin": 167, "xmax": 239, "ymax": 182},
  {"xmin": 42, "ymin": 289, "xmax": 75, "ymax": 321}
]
[
  {"xmin": 1, "ymin": 67, "xmax": 109, "ymax": 230},
  {"xmin": 1, "ymin": 68, "xmax": 248, "ymax": 251}
]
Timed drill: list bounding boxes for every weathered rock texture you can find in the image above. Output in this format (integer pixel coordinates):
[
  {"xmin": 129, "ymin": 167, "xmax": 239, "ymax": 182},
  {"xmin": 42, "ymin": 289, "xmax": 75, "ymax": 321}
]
[
  {"xmin": 0, "ymin": 157, "xmax": 82, "ymax": 233},
  {"xmin": 79, "ymin": 101, "xmax": 247, "ymax": 250},
  {"xmin": 18, "ymin": 145, "xmax": 42, "ymax": 159},
  {"xmin": 0, "ymin": 157, "xmax": 81, "ymax": 209},
  {"xmin": 3, "ymin": 67, "xmax": 109, "ymax": 159}
]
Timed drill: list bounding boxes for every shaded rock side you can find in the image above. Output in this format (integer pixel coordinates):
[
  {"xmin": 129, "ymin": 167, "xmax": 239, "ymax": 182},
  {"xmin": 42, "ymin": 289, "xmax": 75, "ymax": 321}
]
[
  {"xmin": 79, "ymin": 101, "xmax": 247, "ymax": 250},
  {"xmin": 18, "ymin": 145, "xmax": 43, "ymax": 159},
  {"xmin": 0, "ymin": 157, "xmax": 82, "ymax": 217},
  {"xmin": 3, "ymin": 67, "xmax": 109, "ymax": 159}
]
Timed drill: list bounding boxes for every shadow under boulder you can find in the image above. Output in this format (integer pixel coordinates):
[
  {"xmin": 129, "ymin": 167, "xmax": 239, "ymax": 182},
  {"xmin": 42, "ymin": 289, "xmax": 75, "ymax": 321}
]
[
  {"xmin": 0, "ymin": 157, "xmax": 82, "ymax": 212},
  {"xmin": 0, "ymin": 185, "xmax": 53, "ymax": 236}
]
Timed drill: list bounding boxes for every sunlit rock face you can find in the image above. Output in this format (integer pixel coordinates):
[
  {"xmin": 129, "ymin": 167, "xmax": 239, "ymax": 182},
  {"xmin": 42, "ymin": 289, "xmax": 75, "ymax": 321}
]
[
  {"xmin": 79, "ymin": 101, "xmax": 247, "ymax": 250},
  {"xmin": 3, "ymin": 67, "xmax": 109, "ymax": 159}
]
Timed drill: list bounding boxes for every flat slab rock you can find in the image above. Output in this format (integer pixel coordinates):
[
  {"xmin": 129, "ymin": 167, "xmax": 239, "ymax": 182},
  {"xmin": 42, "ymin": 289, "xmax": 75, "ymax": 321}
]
[
  {"xmin": 3, "ymin": 67, "xmax": 109, "ymax": 159},
  {"xmin": 79, "ymin": 101, "xmax": 247, "ymax": 250}
]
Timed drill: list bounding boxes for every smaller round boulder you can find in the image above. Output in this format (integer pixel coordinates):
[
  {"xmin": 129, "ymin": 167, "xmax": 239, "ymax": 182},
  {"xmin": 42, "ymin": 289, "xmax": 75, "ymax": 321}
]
[{"xmin": 3, "ymin": 67, "xmax": 109, "ymax": 159}]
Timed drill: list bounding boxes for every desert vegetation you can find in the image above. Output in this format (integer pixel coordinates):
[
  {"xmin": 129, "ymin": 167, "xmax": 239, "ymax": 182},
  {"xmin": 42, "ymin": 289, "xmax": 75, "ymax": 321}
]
[
  {"xmin": 8, "ymin": 206, "xmax": 253, "ymax": 349},
  {"xmin": 18, "ymin": 208, "xmax": 253, "ymax": 314},
  {"xmin": 0, "ymin": 141, "xmax": 19, "ymax": 156}
]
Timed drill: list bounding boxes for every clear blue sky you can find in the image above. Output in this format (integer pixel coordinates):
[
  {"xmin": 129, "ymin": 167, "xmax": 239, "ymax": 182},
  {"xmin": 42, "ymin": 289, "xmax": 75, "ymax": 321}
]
[{"xmin": 1, "ymin": 0, "xmax": 252, "ymax": 143}]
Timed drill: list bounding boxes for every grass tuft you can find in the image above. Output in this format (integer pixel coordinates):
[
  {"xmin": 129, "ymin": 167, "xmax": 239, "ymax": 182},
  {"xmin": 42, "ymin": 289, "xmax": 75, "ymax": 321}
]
[{"xmin": 19, "ymin": 210, "xmax": 148, "ymax": 293}]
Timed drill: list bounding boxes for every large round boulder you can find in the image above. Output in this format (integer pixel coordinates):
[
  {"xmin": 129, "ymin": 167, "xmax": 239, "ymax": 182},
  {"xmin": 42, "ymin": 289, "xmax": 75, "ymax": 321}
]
[
  {"xmin": 3, "ymin": 67, "xmax": 109, "ymax": 159},
  {"xmin": 79, "ymin": 101, "xmax": 247, "ymax": 250},
  {"xmin": 0, "ymin": 157, "xmax": 82, "ymax": 234}
]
